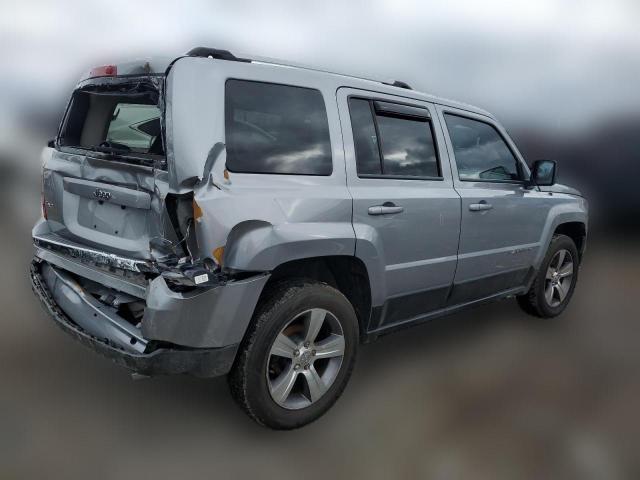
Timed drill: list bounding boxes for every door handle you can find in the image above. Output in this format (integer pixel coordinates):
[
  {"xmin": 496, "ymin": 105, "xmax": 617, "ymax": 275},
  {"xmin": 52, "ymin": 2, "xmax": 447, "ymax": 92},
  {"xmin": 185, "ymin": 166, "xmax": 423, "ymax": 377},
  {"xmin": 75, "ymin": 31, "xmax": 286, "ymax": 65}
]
[
  {"xmin": 469, "ymin": 201, "xmax": 493, "ymax": 212},
  {"xmin": 368, "ymin": 203, "xmax": 404, "ymax": 215}
]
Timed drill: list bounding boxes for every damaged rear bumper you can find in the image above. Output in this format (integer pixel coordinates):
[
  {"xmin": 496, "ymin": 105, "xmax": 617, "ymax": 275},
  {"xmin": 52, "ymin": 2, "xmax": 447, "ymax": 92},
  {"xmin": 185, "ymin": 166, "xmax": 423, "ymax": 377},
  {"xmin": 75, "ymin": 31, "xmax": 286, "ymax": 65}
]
[
  {"xmin": 29, "ymin": 256, "xmax": 269, "ymax": 377},
  {"xmin": 30, "ymin": 260, "xmax": 237, "ymax": 377}
]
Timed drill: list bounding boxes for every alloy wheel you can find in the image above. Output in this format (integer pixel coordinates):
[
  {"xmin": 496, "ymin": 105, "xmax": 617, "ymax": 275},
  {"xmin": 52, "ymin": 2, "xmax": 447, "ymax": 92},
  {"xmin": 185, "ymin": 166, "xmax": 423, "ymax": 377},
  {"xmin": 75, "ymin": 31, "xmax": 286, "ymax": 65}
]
[
  {"xmin": 544, "ymin": 249, "xmax": 574, "ymax": 307},
  {"xmin": 267, "ymin": 308, "xmax": 345, "ymax": 410}
]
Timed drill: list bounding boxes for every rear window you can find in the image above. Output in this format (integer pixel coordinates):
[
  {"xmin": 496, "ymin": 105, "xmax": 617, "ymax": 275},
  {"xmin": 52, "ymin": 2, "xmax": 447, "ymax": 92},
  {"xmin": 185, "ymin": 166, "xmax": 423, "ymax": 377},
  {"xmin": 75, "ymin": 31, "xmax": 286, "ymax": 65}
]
[
  {"xmin": 225, "ymin": 80, "xmax": 332, "ymax": 175},
  {"xmin": 59, "ymin": 81, "xmax": 163, "ymax": 157}
]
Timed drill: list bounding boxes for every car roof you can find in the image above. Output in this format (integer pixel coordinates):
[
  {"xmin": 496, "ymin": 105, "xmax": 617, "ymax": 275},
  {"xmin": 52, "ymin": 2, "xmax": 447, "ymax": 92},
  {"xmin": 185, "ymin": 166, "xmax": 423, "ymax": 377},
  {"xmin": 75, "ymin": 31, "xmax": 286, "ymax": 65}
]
[
  {"xmin": 248, "ymin": 55, "xmax": 494, "ymax": 119},
  {"xmin": 88, "ymin": 50, "xmax": 493, "ymax": 119}
]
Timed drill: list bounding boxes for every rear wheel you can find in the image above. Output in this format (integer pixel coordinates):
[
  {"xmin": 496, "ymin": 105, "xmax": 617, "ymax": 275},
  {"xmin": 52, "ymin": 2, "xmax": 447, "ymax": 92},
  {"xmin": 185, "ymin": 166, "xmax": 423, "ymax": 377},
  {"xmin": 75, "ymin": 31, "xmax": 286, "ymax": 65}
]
[
  {"xmin": 228, "ymin": 279, "xmax": 358, "ymax": 429},
  {"xmin": 517, "ymin": 234, "xmax": 579, "ymax": 317}
]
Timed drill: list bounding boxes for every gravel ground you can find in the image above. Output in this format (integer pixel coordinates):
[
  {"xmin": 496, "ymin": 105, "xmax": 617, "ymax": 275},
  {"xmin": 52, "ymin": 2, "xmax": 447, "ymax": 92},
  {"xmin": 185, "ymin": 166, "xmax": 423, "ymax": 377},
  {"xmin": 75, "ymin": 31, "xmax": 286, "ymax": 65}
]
[{"xmin": 1, "ymin": 163, "xmax": 638, "ymax": 479}]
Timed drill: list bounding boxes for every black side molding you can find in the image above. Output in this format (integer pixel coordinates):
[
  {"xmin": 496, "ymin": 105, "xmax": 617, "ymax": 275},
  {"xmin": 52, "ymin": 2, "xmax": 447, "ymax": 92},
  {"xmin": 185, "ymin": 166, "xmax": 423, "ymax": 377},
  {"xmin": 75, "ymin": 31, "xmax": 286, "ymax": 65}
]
[{"xmin": 186, "ymin": 47, "xmax": 251, "ymax": 63}]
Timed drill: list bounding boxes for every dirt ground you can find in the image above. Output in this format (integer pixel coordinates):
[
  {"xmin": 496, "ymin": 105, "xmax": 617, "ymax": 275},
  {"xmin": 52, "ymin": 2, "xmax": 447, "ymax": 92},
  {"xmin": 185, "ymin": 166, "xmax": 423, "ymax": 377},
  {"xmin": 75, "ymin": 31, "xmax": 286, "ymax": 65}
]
[{"xmin": 1, "ymin": 167, "xmax": 638, "ymax": 480}]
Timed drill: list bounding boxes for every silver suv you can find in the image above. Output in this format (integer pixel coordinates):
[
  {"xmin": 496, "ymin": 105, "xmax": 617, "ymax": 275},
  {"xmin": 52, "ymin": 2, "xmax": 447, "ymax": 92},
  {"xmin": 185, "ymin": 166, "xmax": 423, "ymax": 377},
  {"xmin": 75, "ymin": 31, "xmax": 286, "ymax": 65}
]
[{"xmin": 30, "ymin": 48, "xmax": 588, "ymax": 429}]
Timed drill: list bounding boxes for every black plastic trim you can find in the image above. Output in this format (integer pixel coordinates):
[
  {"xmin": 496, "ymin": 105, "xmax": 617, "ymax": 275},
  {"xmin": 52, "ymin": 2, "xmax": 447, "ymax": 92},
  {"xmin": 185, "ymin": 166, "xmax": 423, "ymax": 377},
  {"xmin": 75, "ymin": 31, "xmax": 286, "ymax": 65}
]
[
  {"xmin": 381, "ymin": 285, "xmax": 450, "ymax": 327},
  {"xmin": 186, "ymin": 47, "xmax": 251, "ymax": 63},
  {"xmin": 374, "ymin": 100, "xmax": 430, "ymax": 119},
  {"xmin": 364, "ymin": 285, "xmax": 527, "ymax": 342},
  {"xmin": 382, "ymin": 80, "xmax": 412, "ymax": 90},
  {"xmin": 358, "ymin": 174, "xmax": 444, "ymax": 181},
  {"xmin": 447, "ymin": 267, "xmax": 531, "ymax": 305}
]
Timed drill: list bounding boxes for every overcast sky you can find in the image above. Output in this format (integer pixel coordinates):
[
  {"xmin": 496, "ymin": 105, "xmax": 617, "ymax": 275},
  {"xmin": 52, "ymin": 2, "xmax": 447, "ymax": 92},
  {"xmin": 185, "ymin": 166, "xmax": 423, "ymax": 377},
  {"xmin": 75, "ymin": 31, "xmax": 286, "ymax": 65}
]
[{"xmin": 1, "ymin": 0, "xmax": 639, "ymax": 135}]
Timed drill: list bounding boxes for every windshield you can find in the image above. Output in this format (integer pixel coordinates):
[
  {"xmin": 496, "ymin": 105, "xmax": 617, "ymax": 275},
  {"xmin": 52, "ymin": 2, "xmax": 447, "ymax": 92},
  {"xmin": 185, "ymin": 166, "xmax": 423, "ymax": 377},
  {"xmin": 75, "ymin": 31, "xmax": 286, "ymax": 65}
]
[{"xmin": 58, "ymin": 80, "xmax": 164, "ymax": 160}]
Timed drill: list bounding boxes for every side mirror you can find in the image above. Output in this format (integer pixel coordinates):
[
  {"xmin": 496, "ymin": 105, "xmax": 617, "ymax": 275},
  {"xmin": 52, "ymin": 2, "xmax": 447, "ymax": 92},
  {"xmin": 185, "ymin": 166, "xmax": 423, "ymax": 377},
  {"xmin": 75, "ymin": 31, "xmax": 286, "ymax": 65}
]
[
  {"xmin": 530, "ymin": 159, "xmax": 557, "ymax": 187},
  {"xmin": 47, "ymin": 139, "xmax": 55, "ymax": 148}
]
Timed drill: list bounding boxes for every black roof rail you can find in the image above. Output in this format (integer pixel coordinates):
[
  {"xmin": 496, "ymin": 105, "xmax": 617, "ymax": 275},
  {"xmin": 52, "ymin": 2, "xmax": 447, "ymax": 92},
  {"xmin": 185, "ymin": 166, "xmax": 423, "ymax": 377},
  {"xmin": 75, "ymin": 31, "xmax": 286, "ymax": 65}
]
[
  {"xmin": 383, "ymin": 80, "xmax": 412, "ymax": 90},
  {"xmin": 186, "ymin": 47, "xmax": 251, "ymax": 63}
]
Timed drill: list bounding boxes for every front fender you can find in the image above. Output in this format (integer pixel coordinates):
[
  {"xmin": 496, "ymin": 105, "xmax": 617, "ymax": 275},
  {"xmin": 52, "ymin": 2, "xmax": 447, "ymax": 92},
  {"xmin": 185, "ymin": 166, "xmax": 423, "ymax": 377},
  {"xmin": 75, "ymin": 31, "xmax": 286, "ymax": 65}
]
[{"xmin": 534, "ymin": 197, "xmax": 588, "ymax": 269}]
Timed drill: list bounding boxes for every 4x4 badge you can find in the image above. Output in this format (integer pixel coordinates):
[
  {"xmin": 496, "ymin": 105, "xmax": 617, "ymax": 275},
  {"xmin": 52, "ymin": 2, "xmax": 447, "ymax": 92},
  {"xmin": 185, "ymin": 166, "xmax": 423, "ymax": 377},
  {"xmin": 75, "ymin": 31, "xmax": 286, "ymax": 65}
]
[{"xmin": 93, "ymin": 189, "xmax": 112, "ymax": 201}]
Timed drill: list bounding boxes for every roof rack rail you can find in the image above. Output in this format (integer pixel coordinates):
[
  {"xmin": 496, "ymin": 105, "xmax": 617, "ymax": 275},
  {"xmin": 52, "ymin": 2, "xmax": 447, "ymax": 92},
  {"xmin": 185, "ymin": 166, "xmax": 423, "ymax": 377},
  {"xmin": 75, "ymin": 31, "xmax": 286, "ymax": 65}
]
[
  {"xmin": 186, "ymin": 47, "xmax": 251, "ymax": 63},
  {"xmin": 383, "ymin": 80, "xmax": 412, "ymax": 90}
]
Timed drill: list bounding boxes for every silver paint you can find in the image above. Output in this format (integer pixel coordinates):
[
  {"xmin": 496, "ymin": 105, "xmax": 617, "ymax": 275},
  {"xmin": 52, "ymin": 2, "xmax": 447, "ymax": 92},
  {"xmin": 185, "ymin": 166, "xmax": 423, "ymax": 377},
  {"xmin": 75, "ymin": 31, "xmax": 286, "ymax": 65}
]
[{"xmin": 32, "ymin": 53, "xmax": 588, "ymax": 359}]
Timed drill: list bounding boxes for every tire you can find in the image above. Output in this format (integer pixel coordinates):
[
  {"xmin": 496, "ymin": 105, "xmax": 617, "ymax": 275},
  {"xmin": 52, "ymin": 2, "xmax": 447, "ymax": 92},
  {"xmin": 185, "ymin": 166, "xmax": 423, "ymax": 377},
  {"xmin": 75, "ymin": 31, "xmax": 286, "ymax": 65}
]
[
  {"xmin": 517, "ymin": 234, "xmax": 580, "ymax": 318},
  {"xmin": 228, "ymin": 279, "xmax": 358, "ymax": 430}
]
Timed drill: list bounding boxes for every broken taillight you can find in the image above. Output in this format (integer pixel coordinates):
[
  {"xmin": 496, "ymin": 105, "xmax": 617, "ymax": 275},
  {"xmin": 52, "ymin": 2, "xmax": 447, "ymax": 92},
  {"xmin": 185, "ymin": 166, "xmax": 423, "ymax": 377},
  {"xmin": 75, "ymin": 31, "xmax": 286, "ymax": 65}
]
[{"xmin": 88, "ymin": 65, "xmax": 117, "ymax": 77}]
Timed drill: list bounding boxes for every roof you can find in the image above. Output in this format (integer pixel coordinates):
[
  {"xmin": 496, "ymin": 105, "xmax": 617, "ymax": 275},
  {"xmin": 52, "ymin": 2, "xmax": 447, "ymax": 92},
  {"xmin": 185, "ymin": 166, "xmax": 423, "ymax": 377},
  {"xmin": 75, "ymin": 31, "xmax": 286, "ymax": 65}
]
[
  {"xmin": 249, "ymin": 55, "xmax": 493, "ymax": 118},
  {"xmin": 82, "ymin": 48, "xmax": 493, "ymax": 118}
]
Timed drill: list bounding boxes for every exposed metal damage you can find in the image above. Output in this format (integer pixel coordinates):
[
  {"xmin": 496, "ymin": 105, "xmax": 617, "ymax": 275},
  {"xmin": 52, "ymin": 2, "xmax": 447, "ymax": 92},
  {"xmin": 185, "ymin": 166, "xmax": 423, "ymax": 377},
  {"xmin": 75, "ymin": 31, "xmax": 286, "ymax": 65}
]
[{"xmin": 32, "ymin": 57, "xmax": 271, "ymax": 369}]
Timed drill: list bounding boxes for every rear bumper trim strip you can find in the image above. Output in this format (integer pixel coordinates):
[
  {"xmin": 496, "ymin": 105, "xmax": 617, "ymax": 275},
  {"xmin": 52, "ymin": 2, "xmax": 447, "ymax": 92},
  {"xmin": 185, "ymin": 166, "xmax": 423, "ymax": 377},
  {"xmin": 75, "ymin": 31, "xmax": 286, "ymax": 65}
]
[{"xmin": 34, "ymin": 232, "xmax": 153, "ymax": 273}]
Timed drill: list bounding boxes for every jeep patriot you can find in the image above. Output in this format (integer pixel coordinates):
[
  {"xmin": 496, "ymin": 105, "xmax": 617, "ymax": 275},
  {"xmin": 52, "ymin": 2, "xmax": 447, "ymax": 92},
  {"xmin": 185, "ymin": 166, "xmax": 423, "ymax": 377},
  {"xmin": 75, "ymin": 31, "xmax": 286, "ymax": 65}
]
[{"xmin": 30, "ymin": 47, "xmax": 588, "ymax": 429}]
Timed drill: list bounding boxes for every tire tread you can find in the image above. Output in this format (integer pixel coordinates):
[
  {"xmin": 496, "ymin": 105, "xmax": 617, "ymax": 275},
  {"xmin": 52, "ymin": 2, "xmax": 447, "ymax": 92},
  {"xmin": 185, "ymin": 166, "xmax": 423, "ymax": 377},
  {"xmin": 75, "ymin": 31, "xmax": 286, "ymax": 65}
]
[{"xmin": 228, "ymin": 278, "xmax": 356, "ymax": 429}]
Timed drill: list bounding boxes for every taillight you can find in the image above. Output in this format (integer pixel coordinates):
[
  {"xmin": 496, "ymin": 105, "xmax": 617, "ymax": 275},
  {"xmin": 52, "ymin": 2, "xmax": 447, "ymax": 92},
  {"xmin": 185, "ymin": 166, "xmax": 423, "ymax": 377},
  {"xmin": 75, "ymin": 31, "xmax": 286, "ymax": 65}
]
[{"xmin": 89, "ymin": 65, "xmax": 117, "ymax": 77}]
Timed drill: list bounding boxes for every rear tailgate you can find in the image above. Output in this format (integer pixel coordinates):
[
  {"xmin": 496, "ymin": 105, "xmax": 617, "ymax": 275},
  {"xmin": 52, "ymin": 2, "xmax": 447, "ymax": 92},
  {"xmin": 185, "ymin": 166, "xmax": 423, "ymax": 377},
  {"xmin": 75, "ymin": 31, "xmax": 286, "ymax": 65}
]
[
  {"xmin": 41, "ymin": 75, "xmax": 168, "ymax": 260},
  {"xmin": 42, "ymin": 150, "xmax": 163, "ymax": 259}
]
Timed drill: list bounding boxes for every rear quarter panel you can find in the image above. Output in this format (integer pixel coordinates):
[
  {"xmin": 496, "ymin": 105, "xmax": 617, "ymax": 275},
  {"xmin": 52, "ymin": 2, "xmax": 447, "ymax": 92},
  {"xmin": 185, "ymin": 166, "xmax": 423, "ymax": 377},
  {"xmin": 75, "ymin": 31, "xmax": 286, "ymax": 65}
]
[{"xmin": 167, "ymin": 58, "xmax": 355, "ymax": 271}]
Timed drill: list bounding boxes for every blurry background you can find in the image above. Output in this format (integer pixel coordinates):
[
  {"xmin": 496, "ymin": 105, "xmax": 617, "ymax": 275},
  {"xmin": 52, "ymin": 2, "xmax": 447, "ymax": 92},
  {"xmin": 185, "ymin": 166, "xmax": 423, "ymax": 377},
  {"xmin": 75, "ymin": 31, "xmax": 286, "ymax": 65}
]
[{"xmin": 1, "ymin": 1, "xmax": 638, "ymax": 478}]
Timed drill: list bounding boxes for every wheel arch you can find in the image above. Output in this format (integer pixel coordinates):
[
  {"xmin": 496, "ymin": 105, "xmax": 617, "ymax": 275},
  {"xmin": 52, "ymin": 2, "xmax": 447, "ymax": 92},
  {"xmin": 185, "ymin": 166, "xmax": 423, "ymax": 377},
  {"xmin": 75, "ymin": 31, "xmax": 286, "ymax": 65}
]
[
  {"xmin": 534, "ymin": 204, "xmax": 588, "ymax": 269},
  {"xmin": 553, "ymin": 221, "xmax": 587, "ymax": 261},
  {"xmin": 260, "ymin": 256, "xmax": 373, "ymax": 341}
]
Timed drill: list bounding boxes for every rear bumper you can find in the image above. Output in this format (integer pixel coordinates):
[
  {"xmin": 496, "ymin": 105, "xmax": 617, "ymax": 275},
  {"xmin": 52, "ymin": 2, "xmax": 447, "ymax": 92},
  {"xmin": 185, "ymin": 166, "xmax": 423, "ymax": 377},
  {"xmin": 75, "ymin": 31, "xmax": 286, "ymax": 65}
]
[
  {"xmin": 30, "ymin": 259, "xmax": 238, "ymax": 377},
  {"xmin": 32, "ymin": 220, "xmax": 270, "ymax": 349}
]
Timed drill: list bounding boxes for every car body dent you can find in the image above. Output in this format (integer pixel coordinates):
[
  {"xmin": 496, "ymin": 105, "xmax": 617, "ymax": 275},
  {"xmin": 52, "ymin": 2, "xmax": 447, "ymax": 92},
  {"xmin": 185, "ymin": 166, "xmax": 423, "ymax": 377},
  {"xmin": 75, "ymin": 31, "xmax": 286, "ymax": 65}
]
[
  {"xmin": 42, "ymin": 148, "xmax": 170, "ymax": 259},
  {"xmin": 165, "ymin": 57, "xmax": 222, "ymax": 189},
  {"xmin": 142, "ymin": 272, "xmax": 270, "ymax": 348},
  {"xmin": 224, "ymin": 221, "xmax": 356, "ymax": 272},
  {"xmin": 40, "ymin": 262, "xmax": 148, "ymax": 353}
]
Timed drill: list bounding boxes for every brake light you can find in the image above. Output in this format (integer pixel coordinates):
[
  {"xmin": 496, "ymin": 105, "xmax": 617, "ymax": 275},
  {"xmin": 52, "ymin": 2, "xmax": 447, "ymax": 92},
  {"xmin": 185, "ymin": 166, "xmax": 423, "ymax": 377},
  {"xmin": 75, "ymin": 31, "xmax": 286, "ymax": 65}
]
[{"xmin": 89, "ymin": 65, "xmax": 117, "ymax": 77}]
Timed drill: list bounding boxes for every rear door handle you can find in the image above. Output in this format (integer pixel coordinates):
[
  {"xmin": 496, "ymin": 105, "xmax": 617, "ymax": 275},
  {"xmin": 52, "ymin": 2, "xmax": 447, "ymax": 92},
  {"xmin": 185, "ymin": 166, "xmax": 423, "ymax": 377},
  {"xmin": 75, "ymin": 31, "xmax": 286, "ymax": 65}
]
[
  {"xmin": 368, "ymin": 203, "xmax": 404, "ymax": 215},
  {"xmin": 469, "ymin": 201, "xmax": 493, "ymax": 212}
]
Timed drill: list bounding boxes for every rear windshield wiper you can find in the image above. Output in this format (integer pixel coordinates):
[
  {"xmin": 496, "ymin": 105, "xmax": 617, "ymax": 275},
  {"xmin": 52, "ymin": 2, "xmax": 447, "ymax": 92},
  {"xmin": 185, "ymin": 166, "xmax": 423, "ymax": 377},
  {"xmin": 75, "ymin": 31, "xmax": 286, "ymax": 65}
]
[
  {"xmin": 90, "ymin": 141, "xmax": 131, "ymax": 155},
  {"xmin": 88, "ymin": 144, "xmax": 156, "ymax": 167},
  {"xmin": 90, "ymin": 146, "xmax": 130, "ymax": 155}
]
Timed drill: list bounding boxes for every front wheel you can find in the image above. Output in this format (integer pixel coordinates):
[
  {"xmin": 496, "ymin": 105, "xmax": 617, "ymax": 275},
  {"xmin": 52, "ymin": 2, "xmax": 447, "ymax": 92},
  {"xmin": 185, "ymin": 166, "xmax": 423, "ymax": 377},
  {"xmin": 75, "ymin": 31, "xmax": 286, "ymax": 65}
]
[
  {"xmin": 228, "ymin": 280, "xmax": 358, "ymax": 429},
  {"xmin": 517, "ymin": 234, "xmax": 580, "ymax": 318}
]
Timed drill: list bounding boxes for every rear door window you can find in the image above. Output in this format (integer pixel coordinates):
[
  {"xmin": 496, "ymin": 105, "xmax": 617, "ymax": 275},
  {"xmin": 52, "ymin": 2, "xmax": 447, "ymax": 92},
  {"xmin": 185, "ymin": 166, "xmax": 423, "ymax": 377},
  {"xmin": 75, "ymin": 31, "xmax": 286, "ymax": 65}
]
[
  {"xmin": 444, "ymin": 114, "xmax": 521, "ymax": 181},
  {"xmin": 225, "ymin": 80, "xmax": 332, "ymax": 175},
  {"xmin": 348, "ymin": 97, "xmax": 440, "ymax": 178}
]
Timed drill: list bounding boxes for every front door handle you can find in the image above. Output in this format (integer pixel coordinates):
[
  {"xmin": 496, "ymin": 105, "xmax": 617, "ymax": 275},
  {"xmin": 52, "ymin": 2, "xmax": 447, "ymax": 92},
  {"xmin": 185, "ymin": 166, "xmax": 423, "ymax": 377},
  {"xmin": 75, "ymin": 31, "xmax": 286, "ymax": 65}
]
[
  {"xmin": 368, "ymin": 203, "xmax": 404, "ymax": 215},
  {"xmin": 469, "ymin": 201, "xmax": 493, "ymax": 212}
]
